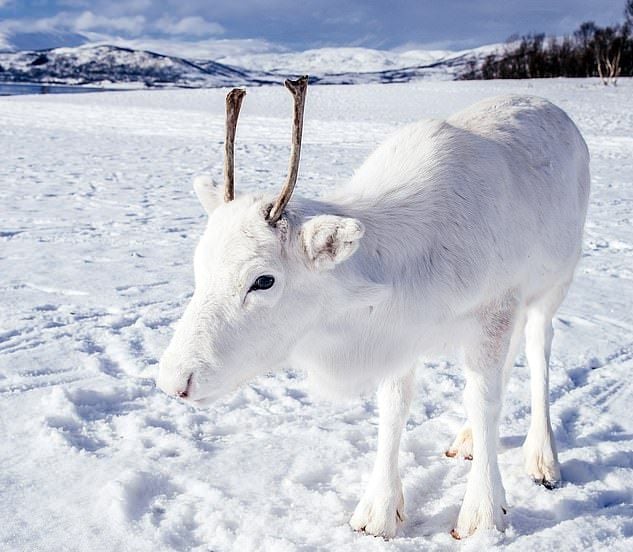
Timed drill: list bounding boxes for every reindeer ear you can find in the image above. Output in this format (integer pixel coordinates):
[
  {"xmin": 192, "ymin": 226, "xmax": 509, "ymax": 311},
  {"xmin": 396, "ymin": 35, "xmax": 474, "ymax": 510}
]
[
  {"xmin": 301, "ymin": 215, "xmax": 365, "ymax": 271},
  {"xmin": 193, "ymin": 175, "xmax": 223, "ymax": 215}
]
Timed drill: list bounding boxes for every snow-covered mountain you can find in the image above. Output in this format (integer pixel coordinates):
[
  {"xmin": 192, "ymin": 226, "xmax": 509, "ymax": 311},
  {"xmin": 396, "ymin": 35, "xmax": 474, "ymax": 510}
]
[
  {"xmin": 0, "ymin": 44, "xmax": 272, "ymax": 88},
  {"xmin": 217, "ymin": 46, "xmax": 454, "ymax": 74},
  {"xmin": 219, "ymin": 45, "xmax": 497, "ymax": 84},
  {"xmin": 0, "ymin": 42, "xmax": 496, "ymax": 88}
]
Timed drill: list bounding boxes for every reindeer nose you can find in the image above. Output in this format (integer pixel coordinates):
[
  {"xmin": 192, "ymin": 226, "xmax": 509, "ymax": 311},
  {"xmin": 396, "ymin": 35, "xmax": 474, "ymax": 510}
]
[
  {"xmin": 156, "ymin": 358, "xmax": 195, "ymax": 399},
  {"xmin": 176, "ymin": 373, "xmax": 193, "ymax": 399}
]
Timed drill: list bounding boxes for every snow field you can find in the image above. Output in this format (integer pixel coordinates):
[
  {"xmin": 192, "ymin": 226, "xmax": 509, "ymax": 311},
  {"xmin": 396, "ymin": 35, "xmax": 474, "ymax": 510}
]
[{"xmin": 0, "ymin": 78, "xmax": 632, "ymax": 551}]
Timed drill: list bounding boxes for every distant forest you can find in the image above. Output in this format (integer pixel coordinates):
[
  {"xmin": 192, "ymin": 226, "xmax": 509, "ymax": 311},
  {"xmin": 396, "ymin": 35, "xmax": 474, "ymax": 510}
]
[{"xmin": 462, "ymin": 0, "xmax": 633, "ymax": 84}]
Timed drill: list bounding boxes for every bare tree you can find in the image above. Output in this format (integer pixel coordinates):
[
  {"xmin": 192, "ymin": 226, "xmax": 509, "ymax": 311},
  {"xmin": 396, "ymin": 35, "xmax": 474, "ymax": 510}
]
[
  {"xmin": 595, "ymin": 26, "xmax": 623, "ymax": 85},
  {"xmin": 461, "ymin": 2, "xmax": 633, "ymax": 82}
]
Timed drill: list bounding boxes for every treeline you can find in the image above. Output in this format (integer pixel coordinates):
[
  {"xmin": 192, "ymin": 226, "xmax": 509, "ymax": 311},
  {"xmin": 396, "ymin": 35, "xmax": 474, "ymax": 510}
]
[{"xmin": 462, "ymin": 0, "xmax": 633, "ymax": 83}]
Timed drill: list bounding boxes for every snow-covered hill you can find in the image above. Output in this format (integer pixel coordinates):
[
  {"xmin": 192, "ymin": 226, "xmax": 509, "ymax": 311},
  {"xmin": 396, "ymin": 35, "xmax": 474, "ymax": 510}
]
[
  {"xmin": 218, "ymin": 44, "xmax": 497, "ymax": 78},
  {"xmin": 217, "ymin": 46, "xmax": 453, "ymax": 74},
  {"xmin": 0, "ymin": 78, "xmax": 631, "ymax": 551},
  {"xmin": 0, "ymin": 44, "xmax": 271, "ymax": 88},
  {"xmin": 0, "ymin": 42, "xmax": 495, "ymax": 88}
]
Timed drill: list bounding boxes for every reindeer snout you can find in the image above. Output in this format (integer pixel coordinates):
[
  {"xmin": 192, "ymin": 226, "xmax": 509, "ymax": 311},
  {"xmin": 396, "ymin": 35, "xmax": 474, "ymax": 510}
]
[
  {"xmin": 176, "ymin": 374, "xmax": 193, "ymax": 399},
  {"xmin": 156, "ymin": 366, "xmax": 194, "ymax": 400},
  {"xmin": 156, "ymin": 349, "xmax": 196, "ymax": 400}
]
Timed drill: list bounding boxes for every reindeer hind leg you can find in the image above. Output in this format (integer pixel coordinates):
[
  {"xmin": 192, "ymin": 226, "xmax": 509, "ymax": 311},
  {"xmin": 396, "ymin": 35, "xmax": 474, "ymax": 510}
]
[
  {"xmin": 446, "ymin": 310, "xmax": 525, "ymax": 461},
  {"xmin": 523, "ymin": 282, "xmax": 570, "ymax": 488}
]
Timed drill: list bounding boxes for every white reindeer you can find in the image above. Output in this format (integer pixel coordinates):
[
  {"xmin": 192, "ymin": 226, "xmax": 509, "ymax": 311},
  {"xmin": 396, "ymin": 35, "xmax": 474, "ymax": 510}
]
[{"xmin": 157, "ymin": 77, "xmax": 590, "ymax": 539}]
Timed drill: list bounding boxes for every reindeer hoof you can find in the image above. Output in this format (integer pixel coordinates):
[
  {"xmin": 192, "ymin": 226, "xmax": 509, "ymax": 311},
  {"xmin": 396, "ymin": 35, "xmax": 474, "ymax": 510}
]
[
  {"xmin": 533, "ymin": 477, "xmax": 560, "ymax": 490},
  {"xmin": 450, "ymin": 528, "xmax": 461, "ymax": 540},
  {"xmin": 445, "ymin": 449, "xmax": 473, "ymax": 461},
  {"xmin": 350, "ymin": 484, "xmax": 405, "ymax": 539},
  {"xmin": 447, "ymin": 426, "xmax": 473, "ymax": 461}
]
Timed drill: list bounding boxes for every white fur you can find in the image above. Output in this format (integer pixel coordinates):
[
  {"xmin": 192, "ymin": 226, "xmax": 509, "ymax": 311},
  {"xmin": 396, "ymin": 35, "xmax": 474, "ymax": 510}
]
[{"xmin": 157, "ymin": 95, "xmax": 590, "ymax": 538}]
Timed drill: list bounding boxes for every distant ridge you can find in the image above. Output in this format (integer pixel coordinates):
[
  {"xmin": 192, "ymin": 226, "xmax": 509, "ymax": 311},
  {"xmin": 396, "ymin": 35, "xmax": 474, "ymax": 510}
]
[{"xmin": 0, "ymin": 43, "xmax": 493, "ymax": 88}]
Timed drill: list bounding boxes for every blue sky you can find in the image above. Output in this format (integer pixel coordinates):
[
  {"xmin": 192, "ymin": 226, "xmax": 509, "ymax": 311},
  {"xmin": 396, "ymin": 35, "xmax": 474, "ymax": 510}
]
[{"xmin": 0, "ymin": 0, "xmax": 626, "ymax": 51}]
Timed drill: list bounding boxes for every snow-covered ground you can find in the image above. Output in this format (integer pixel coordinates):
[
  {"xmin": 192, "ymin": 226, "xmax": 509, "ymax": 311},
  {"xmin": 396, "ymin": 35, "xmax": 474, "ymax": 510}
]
[{"xmin": 1, "ymin": 79, "xmax": 632, "ymax": 551}]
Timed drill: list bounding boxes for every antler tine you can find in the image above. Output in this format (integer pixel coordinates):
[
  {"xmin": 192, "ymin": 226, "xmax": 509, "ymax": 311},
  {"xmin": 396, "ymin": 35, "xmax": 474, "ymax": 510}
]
[
  {"xmin": 224, "ymin": 88, "xmax": 246, "ymax": 203},
  {"xmin": 267, "ymin": 75, "xmax": 309, "ymax": 224}
]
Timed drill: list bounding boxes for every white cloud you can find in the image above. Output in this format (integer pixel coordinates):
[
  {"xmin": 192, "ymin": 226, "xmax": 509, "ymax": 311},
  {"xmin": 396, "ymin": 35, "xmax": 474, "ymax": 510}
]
[
  {"xmin": 0, "ymin": 10, "xmax": 225, "ymax": 43},
  {"xmin": 0, "ymin": 10, "xmax": 146, "ymax": 37},
  {"xmin": 154, "ymin": 16, "xmax": 224, "ymax": 37},
  {"xmin": 73, "ymin": 11, "xmax": 146, "ymax": 34}
]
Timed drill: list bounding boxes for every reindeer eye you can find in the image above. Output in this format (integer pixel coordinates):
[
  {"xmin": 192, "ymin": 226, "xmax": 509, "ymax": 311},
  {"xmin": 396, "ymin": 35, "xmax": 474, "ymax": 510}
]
[{"xmin": 249, "ymin": 275, "xmax": 275, "ymax": 292}]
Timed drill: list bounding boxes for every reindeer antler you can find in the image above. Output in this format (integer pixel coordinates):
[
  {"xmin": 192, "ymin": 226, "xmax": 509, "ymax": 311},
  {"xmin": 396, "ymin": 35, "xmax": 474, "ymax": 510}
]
[
  {"xmin": 224, "ymin": 88, "xmax": 246, "ymax": 203},
  {"xmin": 267, "ymin": 75, "xmax": 309, "ymax": 224}
]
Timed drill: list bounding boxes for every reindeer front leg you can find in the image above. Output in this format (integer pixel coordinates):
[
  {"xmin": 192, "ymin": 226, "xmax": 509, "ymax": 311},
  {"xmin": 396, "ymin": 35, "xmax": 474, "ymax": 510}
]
[{"xmin": 350, "ymin": 368, "xmax": 414, "ymax": 538}]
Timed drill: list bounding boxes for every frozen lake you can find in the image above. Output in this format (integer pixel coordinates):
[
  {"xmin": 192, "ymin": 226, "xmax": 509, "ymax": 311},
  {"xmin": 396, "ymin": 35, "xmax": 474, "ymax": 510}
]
[{"xmin": 0, "ymin": 82, "xmax": 111, "ymax": 96}]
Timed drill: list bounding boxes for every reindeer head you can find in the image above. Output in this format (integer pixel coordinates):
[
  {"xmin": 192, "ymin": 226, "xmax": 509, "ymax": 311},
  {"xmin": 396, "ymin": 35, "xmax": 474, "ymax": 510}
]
[{"xmin": 156, "ymin": 77, "xmax": 367, "ymax": 405}]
